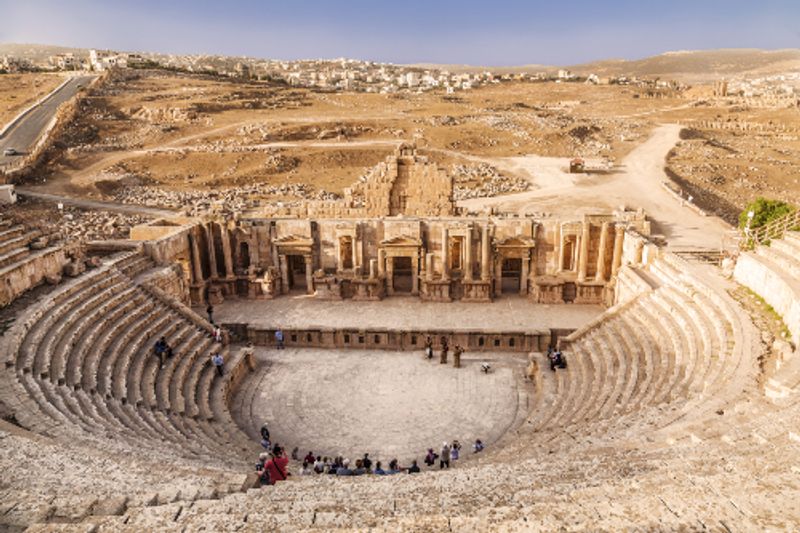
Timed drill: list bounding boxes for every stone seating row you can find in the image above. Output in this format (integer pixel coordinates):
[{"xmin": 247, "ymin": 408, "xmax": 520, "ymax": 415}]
[
  {"xmin": 544, "ymin": 254, "xmax": 742, "ymax": 447},
  {"xmin": 0, "ymin": 252, "xmax": 257, "ymax": 472}
]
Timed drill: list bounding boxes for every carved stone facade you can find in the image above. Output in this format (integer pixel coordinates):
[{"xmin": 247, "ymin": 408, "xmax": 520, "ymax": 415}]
[{"xmin": 143, "ymin": 209, "xmax": 650, "ymax": 308}]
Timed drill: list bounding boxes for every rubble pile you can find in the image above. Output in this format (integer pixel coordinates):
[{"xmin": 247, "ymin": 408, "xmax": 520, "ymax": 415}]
[
  {"xmin": 451, "ymin": 163, "xmax": 531, "ymax": 200},
  {"xmin": 112, "ymin": 183, "xmax": 340, "ymax": 213}
]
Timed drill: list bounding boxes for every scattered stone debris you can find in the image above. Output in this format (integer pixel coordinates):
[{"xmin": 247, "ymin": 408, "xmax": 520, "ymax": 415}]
[{"xmin": 451, "ymin": 163, "xmax": 531, "ymax": 200}]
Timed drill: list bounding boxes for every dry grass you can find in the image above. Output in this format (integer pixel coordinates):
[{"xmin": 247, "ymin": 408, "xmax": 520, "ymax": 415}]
[{"xmin": 0, "ymin": 73, "xmax": 65, "ymax": 128}]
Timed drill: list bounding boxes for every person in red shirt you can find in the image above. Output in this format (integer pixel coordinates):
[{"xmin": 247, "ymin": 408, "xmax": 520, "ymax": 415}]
[{"xmin": 259, "ymin": 445, "xmax": 290, "ymax": 485}]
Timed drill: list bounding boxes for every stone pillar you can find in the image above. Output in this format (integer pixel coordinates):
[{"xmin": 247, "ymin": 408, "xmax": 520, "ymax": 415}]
[
  {"xmin": 386, "ymin": 256, "xmax": 394, "ymax": 294},
  {"xmin": 480, "ymin": 225, "xmax": 490, "ymax": 281},
  {"xmin": 557, "ymin": 231, "xmax": 566, "ymax": 273},
  {"xmin": 494, "ymin": 257, "xmax": 503, "ymax": 294},
  {"xmin": 634, "ymin": 241, "xmax": 645, "ymax": 266},
  {"xmin": 426, "ymin": 253, "xmax": 435, "ymax": 282},
  {"xmin": 351, "ymin": 235, "xmax": 358, "ymax": 274},
  {"xmin": 465, "ymin": 229, "xmax": 473, "ymax": 281},
  {"xmin": 595, "ymin": 222, "xmax": 610, "ymax": 282},
  {"xmin": 552, "ymin": 223, "xmax": 562, "ymax": 274},
  {"xmin": 520, "ymin": 252, "xmax": 530, "ymax": 295},
  {"xmin": 220, "ymin": 223, "xmax": 235, "ymax": 278},
  {"xmin": 378, "ymin": 249, "xmax": 386, "ymax": 277},
  {"xmin": 206, "ymin": 222, "xmax": 219, "ymax": 279},
  {"xmin": 412, "ymin": 252, "xmax": 419, "ymax": 294},
  {"xmin": 190, "ymin": 232, "xmax": 204, "ymax": 283},
  {"xmin": 304, "ymin": 255, "xmax": 314, "ymax": 294},
  {"xmin": 577, "ymin": 221, "xmax": 590, "ymax": 282},
  {"xmin": 279, "ymin": 254, "xmax": 289, "ymax": 293},
  {"xmin": 369, "ymin": 259, "xmax": 377, "ymax": 279},
  {"xmin": 611, "ymin": 224, "xmax": 625, "ymax": 276},
  {"xmin": 441, "ymin": 227, "xmax": 449, "ymax": 279}
]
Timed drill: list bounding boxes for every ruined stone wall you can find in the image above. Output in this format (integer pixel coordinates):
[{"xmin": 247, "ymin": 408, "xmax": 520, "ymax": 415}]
[{"xmin": 0, "ymin": 247, "xmax": 67, "ymax": 307}]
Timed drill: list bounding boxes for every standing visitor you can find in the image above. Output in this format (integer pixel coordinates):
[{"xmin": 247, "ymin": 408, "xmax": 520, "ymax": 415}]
[
  {"xmin": 440, "ymin": 442, "xmax": 451, "ymax": 469},
  {"xmin": 212, "ymin": 352, "xmax": 224, "ymax": 376},
  {"xmin": 453, "ymin": 344, "xmax": 463, "ymax": 368},
  {"xmin": 275, "ymin": 328, "xmax": 285, "ymax": 350},
  {"xmin": 425, "ymin": 336, "xmax": 433, "ymax": 360},
  {"xmin": 440, "ymin": 336, "xmax": 449, "ymax": 364},
  {"xmin": 206, "ymin": 304, "xmax": 214, "ymax": 324}
]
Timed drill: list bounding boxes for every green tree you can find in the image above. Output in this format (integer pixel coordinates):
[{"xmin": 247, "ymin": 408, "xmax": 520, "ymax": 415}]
[{"xmin": 739, "ymin": 197, "xmax": 794, "ymax": 229}]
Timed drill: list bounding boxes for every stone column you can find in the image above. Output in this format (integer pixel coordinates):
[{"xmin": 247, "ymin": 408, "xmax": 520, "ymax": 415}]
[
  {"xmin": 220, "ymin": 223, "xmax": 235, "ymax": 278},
  {"xmin": 351, "ymin": 235, "xmax": 358, "ymax": 274},
  {"xmin": 426, "ymin": 253, "xmax": 435, "ymax": 282},
  {"xmin": 304, "ymin": 255, "xmax": 314, "ymax": 294},
  {"xmin": 464, "ymin": 229, "xmax": 473, "ymax": 281},
  {"xmin": 441, "ymin": 227, "xmax": 449, "ymax": 279},
  {"xmin": 611, "ymin": 224, "xmax": 625, "ymax": 275},
  {"xmin": 190, "ymin": 232, "xmax": 204, "ymax": 283},
  {"xmin": 412, "ymin": 252, "xmax": 419, "ymax": 294},
  {"xmin": 494, "ymin": 257, "xmax": 503, "ymax": 294},
  {"xmin": 206, "ymin": 222, "xmax": 219, "ymax": 279},
  {"xmin": 557, "ymin": 231, "xmax": 566, "ymax": 273},
  {"xmin": 378, "ymin": 249, "xmax": 386, "ymax": 277},
  {"xmin": 279, "ymin": 254, "xmax": 289, "ymax": 293},
  {"xmin": 595, "ymin": 222, "xmax": 610, "ymax": 282},
  {"xmin": 386, "ymin": 256, "xmax": 394, "ymax": 294},
  {"xmin": 520, "ymin": 251, "xmax": 530, "ymax": 295},
  {"xmin": 480, "ymin": 224, "xmax": 490, "ymax": 282},
  {"xmin": 634, "ymin": 241, "xmax": 645, "ymax": 266},
  {"xmin": 577, "ymin": 221, "xmax": 590, "ymax": 282},
  {"xmin": 552, "ymin": 223, "xmax": 562, "ymax": 274},
  {"xmin": 369, "ymin": 259, "xmax": 377, "ymax": 280}
]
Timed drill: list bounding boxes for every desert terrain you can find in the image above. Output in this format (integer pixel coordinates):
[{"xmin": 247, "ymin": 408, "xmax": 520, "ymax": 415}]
[
  {"xmin": 8, "ymin": 65, "xmax": 793, "ymax": 227},
  {"xmin": 0, "ymin": 72, "xmax": 65, "ymax": 127}
]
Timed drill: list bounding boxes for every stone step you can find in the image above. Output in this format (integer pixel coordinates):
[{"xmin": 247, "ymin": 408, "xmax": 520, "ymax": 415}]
[
  {"xmin": 757, "ymin": 244, "xmax": 800, "ymax": 279},
  {"xmin": 0, "ymin": 245, "xmax": 29, "ymax": 269}
]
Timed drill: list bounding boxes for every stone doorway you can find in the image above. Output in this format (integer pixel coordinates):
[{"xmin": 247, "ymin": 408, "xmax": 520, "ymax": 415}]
[
  {"xmin": 392, "ymin": 256, "xmax": 414, "ymax": 293},
  {"xmin": 563, "ymin": 282, "xmax": 577, "ymax": 303},
  {"xmin": 501, "ymin": 257, "xmax": 522, "ymax": 294},
  {"xmin": 288, "ymin": 255, "xmax": 307, "ymax": 291}
]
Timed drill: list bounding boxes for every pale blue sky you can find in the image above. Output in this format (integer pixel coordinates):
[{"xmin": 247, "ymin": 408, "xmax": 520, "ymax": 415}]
[{"xmin": 1, "ymin": 0, "xmax": 798, "ymax": 65}]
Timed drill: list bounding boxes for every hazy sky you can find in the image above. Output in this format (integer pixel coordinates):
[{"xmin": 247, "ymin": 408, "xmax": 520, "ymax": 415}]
[{"xmin": 1, "ymin": 0, "xmax": 798, "ymax": 65}]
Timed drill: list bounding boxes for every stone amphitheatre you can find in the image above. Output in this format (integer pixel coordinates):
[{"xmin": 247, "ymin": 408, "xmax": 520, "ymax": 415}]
[{"xmin": 0, "ymin": 54, "xmax": 800, "ymax": 532}]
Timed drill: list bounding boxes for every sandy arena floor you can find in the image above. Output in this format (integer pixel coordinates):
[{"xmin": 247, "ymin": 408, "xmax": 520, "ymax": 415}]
[{"xmin": 233, "ymin": 347, "xmax": 531, "ymax": 465}]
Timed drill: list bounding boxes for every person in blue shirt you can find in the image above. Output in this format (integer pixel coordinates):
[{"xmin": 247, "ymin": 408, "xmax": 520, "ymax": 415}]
[{"xmin": 275, "ymin": 328, "xmax": 285, "ymax": 349}]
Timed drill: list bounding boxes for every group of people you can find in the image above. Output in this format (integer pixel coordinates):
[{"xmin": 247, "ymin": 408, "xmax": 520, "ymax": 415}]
[
  {"xmin": 255, "ymin": 423, "xmax": 485, "ymax": 486},
  {"xmin": 424, "ymin": 336, "xmax": 465, "ymax": 368}
]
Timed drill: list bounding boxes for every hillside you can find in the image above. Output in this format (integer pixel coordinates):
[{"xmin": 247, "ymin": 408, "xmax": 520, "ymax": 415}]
[{"xmin": 568, "ymin": 48, "xmax": 800, "ymax": 81}]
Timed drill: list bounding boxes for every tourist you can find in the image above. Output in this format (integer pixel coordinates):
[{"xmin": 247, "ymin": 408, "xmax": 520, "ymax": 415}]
[
  {"xmin": 362, "ymin": 453, "xmax": 372, "ymax": 471},
  {"xmin": 424, "ymin": 448, "xmax": 438, "ymax": 467},
  {"xmin": 451, "ymin": 440, "xmax": 461, "ymax": 462},
  {"xmin": 206, "ymin": 303, "xmax": 214, "ymax": 324},
  {"xmin": 387, "ymin": 459, "xmax": 401, "ymax": 474},
  {"xmin": 304, "ymin": 451, "xmax": 316, "ymax": 465},
  {"xmin": 153, "ymin": 337, "xmax": 166, "ymax": 368},
  {"xmin": 260, "ymin": 445, "xmax": 290, "ymax": 485},
  {"xmin": 373, "ymin": 461, "xmax": 386, "ymax": 475},
  {"xmin": 352, "ymin": 459, "xmax": 367, "ymax": 476},
  {"xmin": 299, "ymin": 461, "xmax": 313, "ymax": 476},
  {"xmin": 314, "ymin": 456, "xmax": 325, "ymax": 474},
  {"xmin": 549, "ymin": 349, "xmax": 567, "ymax": 371},
  {"xmin": 481, "ymin": 362, "xmax": 491, "ymax": 374},
  {"xmin": 256, "ymin": 452, "xmax": 271, "ymax": 486},
  {"xmin": 453, "ymin": 344, "xmax": 463, "ymax": 368},
  {"xmin": 275, "ymin": 328, "xmax": 285, "ymax": 350},
  {"xmin": 425, "ymin": 336, "xmax": 433, "ymax": 360},
  {"xmin": 291, "ymin": 447, "xmax": 299, "ymax": 461},
  {"xmin": 473, "ymin": 439, "xmax": 484, "ymax": 453},
  {"xmin": 212, "ymin": 352, "xmax": 224, "ymax": 376},
  {"xmin": 440, "ymin": 336, "xmax": 449, "ymax": 364},
  {"xmin": 260, "ymin": 423, "xmax": 271, "ymax": 443},
  {"xmin": 407, "ymin": 460, "xmax": 421, "ymax": 474},
  {"xmin": 213, "ymin": 326, "xmax": 223, "ymax": 343},
  {"xmin": 336, "ymin": 459, "xmax": 353, "ymax": 476},
  {"xmin": 440, "ymin": 442, "xmax": 451, "ymax": 469}
]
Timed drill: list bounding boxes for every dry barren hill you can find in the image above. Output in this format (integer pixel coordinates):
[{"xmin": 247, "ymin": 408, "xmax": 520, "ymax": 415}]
[
  {"xmin": 0, "ymin": 43, "xmax": 88, "ymax": 63},
  {"xmin": 568, "ymin": 48, "xmax": 800, "ymax": 81}
]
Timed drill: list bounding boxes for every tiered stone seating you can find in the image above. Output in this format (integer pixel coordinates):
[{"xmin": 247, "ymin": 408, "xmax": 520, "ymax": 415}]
[{"xmin": 0, "ymin": 252, "xmax": 258, "ymax": 481}]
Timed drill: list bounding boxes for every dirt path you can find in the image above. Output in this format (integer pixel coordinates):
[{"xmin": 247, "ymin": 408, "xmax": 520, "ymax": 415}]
[
  {"xmin": 16, "ymin": 188, "xmax": 177, "ymax": 218},
  {"xmin": 459, "ymin": 124, "xmax": 733, "ymax": 250}
]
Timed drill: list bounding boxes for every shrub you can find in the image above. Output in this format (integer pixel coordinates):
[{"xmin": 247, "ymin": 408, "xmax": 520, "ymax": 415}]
[{"xmin": 739, "ymin": 197, "xmax": 794, "ymax": 229}]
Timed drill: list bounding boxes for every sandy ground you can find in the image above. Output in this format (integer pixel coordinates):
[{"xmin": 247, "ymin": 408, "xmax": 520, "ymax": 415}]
[
  {"xmin": 460, "ymin": 124, "xmax": 734, "ymax": 250},
  {"xmin": 0, "ymin": 73, "xmax": 65, "ymax": 129}
]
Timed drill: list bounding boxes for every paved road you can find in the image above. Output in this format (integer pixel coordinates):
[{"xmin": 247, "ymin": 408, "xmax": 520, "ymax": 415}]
[{"xmin": 0, "ymin": 75, "xmax": 95, "ymax": 171}]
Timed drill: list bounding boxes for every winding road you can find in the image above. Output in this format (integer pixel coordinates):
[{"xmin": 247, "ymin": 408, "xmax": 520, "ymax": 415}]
[{"xmin": 0, "ymin": 75, "xmax": 95, "ymax": 171}]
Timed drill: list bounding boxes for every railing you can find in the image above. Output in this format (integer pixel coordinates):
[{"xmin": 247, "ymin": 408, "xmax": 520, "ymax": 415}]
[{"xmin": 742, "ymin": 208, "xmax": 800, "ymax": 249}]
